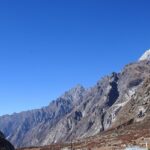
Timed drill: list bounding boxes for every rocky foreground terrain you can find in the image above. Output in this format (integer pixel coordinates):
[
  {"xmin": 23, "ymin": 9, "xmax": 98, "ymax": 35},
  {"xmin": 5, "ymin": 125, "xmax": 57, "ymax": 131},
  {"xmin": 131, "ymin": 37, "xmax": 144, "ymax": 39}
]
[
  {"xmin": 17, "ymin": 118, "xmax": 150, "ymax": 150},
  {"xmin": 0, "ymin": 50, "xmax": 150, "ymax": 149},
  {"xmin": 0, "ymin": 131, "xmax": 15, "ymax": 150}
]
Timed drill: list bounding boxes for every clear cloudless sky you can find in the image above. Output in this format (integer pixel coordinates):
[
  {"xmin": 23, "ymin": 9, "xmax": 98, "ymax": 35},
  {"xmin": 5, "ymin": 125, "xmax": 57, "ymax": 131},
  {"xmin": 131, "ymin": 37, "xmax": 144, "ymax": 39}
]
[{"xmin": 0, "ymin": 0, "xmax": 150, "ymax": 116}]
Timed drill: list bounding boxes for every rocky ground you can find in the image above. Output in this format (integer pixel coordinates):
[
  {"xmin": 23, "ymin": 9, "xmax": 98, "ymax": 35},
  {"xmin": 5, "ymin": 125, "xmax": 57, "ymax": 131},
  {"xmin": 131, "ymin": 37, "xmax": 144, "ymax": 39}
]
[{"xmin": 17, "ymin": 117, "xmax": 150, "ymax": 150}]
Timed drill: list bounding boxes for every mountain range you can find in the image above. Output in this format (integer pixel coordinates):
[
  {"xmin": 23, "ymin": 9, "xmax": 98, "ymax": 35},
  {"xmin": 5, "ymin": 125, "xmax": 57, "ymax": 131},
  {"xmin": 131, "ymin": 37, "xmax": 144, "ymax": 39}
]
[{"xmin": 0, "ymin": 50, "xmax": 150, "ymax": 148}]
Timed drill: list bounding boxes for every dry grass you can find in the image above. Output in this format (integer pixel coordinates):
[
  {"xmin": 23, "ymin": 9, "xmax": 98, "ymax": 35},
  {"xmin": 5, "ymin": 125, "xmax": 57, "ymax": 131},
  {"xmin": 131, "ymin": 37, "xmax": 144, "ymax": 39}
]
[{"xmin": 17, "ymin": 118, "xmax": 150, "ymax": 150}]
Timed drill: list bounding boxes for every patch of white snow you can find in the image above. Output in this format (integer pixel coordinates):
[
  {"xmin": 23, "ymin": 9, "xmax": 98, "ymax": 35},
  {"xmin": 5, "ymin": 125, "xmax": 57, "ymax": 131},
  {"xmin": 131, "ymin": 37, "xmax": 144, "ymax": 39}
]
[{"xmin": 139, "ymin": 49, "xmax": 150, "ymax": 61}]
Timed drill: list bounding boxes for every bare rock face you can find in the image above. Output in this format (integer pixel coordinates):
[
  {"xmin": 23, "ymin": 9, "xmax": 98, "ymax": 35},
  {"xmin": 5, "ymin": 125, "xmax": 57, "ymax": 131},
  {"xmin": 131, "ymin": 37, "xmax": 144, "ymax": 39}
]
[
  {"xmin": 113, "ymin": 76, "xmax": 150, "ymax": 127},
  {"xmin": 0, "ymin": 131, "xmax": 15, "ymax": 150},
  {"xmin": 0, "ymin": 51, "xmax": 150, "ymax": 148}
]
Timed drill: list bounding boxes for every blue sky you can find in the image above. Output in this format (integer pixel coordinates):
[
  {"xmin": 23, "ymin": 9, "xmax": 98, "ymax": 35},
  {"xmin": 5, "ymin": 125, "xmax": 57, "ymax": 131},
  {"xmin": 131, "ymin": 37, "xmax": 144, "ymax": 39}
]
[{"xmin": 0, "ymin": 0, "xmax": 150, "ymax": 116}]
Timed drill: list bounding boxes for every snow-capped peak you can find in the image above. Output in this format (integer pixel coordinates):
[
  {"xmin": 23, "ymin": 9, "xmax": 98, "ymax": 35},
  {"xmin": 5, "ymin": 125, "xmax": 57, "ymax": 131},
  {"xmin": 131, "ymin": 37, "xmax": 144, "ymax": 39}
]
[{"xmin": 139, "ymin": 49, "xmax": 150, "ymax": 61}]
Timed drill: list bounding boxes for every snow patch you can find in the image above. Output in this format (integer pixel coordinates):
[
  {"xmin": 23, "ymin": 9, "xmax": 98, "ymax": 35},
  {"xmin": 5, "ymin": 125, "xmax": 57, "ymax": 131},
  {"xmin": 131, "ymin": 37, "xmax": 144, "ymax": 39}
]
[
  {"xmin": 139, "ymin": 49, "xmax": 150, "ymax": 61},
  {"xmin": 125, "ymin": 88, "xmax": 136, "ymax": 100}
]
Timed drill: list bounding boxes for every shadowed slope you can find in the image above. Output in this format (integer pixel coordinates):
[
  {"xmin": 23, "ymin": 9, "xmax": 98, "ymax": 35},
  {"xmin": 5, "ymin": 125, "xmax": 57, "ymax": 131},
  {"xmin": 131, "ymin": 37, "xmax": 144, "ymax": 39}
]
[{"xmin": 0, "ymin": 131, "xmax": 15, "ymax": 150}]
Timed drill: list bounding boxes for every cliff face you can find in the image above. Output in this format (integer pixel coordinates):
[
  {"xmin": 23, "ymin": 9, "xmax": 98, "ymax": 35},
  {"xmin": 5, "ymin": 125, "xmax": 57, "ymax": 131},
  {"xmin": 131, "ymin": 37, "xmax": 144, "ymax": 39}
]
[
  {"xmin": 113, "ymin": 76, "xmax": 150, "ymax": 127},
  {"xmin": 0, "ymin": 53, "xmax": 150, "ymax": 148}
]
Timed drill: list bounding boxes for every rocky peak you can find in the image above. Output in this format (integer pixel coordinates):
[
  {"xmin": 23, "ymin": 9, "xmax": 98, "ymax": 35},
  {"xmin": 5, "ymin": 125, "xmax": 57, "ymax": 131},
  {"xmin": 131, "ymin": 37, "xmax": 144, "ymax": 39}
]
[
  {"xmin": 139, "ymin": 49, "xmax": 150, "ymax": 61},
  {"xmin": 61, "ymin": 84, "xmax": 85, "ymax": 103},
  {"xmin": 68, "ymin": 84, "xmax": 85, "ymax": 93},
  {"xmin": 110, "ymin": 72, "xmax": 119, "ymax": 82}
]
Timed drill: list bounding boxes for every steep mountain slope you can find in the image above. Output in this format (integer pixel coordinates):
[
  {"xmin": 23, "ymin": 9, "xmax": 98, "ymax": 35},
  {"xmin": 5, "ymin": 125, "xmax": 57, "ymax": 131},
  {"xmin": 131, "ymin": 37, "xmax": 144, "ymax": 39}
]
[
  {"xmin": 0, "ymin": 50, "xmax": 150, "ymax": 148},
  {"xmin": 113, "ymin": 76, "xmax": 150, "ymax": 127},
  {"xmin": 19, "ymin": 77, "xmax": 150, "ymax": 150},
  {"xmin": 43, "ymin": 60, "xmax": 150, "ymax": 145},
  {"xmin": 0, "ymin": 85, "xmax": 85, "ymax": 147}
]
